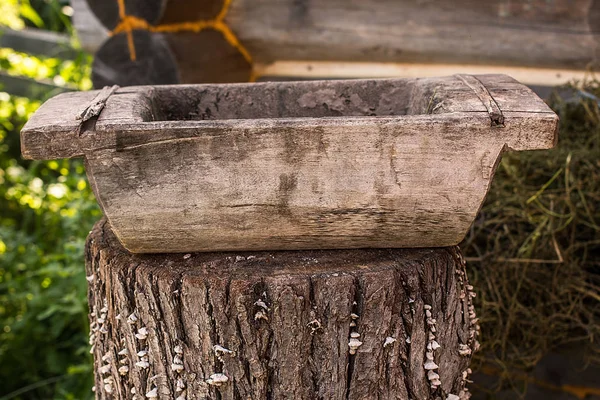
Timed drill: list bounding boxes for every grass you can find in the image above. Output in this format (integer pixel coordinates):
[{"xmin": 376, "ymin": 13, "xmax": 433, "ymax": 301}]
[{"xmin": 462, "ymin": 78, "xmax": 600, "ymax": 395}]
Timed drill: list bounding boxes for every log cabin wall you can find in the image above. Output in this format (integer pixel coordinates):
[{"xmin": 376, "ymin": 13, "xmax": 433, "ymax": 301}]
[{"xmin": 79, "ymin": 0, "xmax": 600, "ymax": 87}]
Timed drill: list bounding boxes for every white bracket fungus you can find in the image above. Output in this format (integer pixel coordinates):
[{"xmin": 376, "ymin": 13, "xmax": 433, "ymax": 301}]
[
  {"xmin": 145, "ymin": 387, "xmax": 158, "ymax": 398},
  {"xmin": 127, "ymin": 312, "xmax": 138, "ymax": 324},
  {"xmin": 348, "ymin": 333, "xmax": 363, "ymax": 355},
  {"xmin": 207, "ymin": 373, "xmax": 229, "ymax": 386},
  {"xmin": 254, "ymin": 310, "xmax": 269, "ymax": 322},
  {"xmin": 424, "ymin": 359, "xmax": 439, "ymax": 370},
  {"xmin": 135, "ymin": 327, "xmax": 149, "ymax": 340}
]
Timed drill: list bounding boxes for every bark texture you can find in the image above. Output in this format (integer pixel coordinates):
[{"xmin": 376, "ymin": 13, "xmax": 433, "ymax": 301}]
[{"xmin": 86, "ymin": 219, "xmax": 479, "ymax": 399}]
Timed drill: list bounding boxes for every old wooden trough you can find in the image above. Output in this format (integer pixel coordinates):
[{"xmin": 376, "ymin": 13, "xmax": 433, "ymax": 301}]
[{"xmin": 21, "ymin": 74, "xmax": 558, "ymax": 253}]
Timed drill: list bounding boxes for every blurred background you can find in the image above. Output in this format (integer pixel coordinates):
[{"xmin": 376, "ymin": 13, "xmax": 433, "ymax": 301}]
[{"xmin": 0, "ymin": 0, "xmax": 599, "ymax": 399}]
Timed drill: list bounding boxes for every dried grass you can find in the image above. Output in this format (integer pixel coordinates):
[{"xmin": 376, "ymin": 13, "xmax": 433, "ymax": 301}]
[{"xmin": 462, "ymin": 77, "xmax": 600, "ymax": 394}]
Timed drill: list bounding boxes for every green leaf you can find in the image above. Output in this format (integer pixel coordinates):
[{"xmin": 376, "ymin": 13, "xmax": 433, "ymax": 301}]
[{"xmin": 19, "ymin": 2, "xmax": 44, "ymax": 28}]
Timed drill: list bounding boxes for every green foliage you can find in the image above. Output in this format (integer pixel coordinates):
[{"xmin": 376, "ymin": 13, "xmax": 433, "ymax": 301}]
[
  {"xmin": 0, "ymin": 2, "xmax": 98, "ymax": 399},
  {"xmin": 0, "ymin": 0, "xmax": 41, "ymax": 30},
  {"xmin": 0, "ymin": 96, "xmax": 100, "ymax": 400},
  {"xmin": 0, "ymin": 0, "xmax": 72, "ymax": 33},
  {"xmin": 0, "ymin": 48, "xmax": 92, "ymax": 92}
]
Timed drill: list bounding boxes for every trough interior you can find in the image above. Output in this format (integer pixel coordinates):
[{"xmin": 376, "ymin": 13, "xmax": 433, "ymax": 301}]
[{"xmin": 150, "ymin": 79, "xmax": 435, "ymax": 121}]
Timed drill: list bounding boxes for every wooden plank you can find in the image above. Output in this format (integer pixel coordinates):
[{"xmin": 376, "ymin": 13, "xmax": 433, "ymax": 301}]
[
  {"xmin": 228, "ymin": 0, "xmax": 598, "ymax": 69},
  {"xmin": 0, "ymin": 72, "xmax": 74, "ymax": 99},
  {"xmin": 254, "ymin": 61, "xmax": 593, "ymax": 87},
  {"xmin": 21, "ymin": 75, "xmax": 558, "ymax": 252},
  {"xmin": 0, "ymin": 27, "xmax": 78, "ymax": 59}
]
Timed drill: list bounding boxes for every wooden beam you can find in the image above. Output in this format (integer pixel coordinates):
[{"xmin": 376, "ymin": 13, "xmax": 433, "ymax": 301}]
[
  {"xmin": 0, "ymin": 72, "xmax": 74, "ymax": 99},
  {"xmin": 255, "ymin": 61, "xmax": 593, "ymax": 87},
  {"xmin": 0, "ymin": 27, "xmax": 78, "ymax": 59},
  {"xmin": 228, "ymin": 0, "xmax": 600, "ymax": 70}
]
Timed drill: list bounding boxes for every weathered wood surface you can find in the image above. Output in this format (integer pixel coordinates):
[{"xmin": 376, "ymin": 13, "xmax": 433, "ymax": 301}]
[
  {"xmin": 20, "ymin": 74, "xmax": 558, "ymax": 253},
  {"xmin": 77, "ymin": 85, "xmax": 120, "ymax": 122},
  {"xmin": 227, "ymin": 0, "xmax": 600, "ymax": 68},
  {"xmin": 86, "ymin": 219, "xmax": 479, "ymax": 399},
  {"xmin": 81, "ymin": 0, "xmax": 600, "ymax": 86}
]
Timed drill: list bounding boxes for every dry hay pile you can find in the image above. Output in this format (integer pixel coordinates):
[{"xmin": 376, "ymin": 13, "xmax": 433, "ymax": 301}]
[{"xmin": 462, "ymin": 78, "xmax": 600, "ymax": 395}]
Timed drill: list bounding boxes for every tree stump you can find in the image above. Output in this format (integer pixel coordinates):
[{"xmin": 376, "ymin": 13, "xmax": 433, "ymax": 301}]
[{"xmin": 86, "ymin": 219, "xmax": 478, "ymax": 399}]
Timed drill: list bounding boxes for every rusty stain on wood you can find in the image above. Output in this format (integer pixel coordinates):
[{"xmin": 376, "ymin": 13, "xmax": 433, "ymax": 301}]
[{"xmin": 20, "ymin": 74, "xmax": 558, "ymax": 253}]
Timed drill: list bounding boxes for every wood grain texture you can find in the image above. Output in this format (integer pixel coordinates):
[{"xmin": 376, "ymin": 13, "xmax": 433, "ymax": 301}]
[
  {"xmin": 21, "ymin": 74, "xmax": 558, "ymax": 253},
  {"xmin": 226, "ymin": 0, "xmax": 599, "ymax": 69},
  {"xmin": 86, "ymin": 219, "xmax": 478, "ymax": 399}
]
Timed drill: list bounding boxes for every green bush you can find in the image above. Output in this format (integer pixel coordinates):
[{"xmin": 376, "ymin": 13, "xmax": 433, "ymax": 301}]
[
  {"xmin": 0, "ymin": 97, "xmax": 100, "ymax": 400},
  {"xmin": 0, "ymin": 2, "xmax": 98, "ymax": 399}
]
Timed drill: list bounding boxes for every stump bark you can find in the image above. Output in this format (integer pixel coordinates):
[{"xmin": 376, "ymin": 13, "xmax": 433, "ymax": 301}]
[{"xmin": 86, "ymin": 219, "xmax": 478, "ymax": 399}]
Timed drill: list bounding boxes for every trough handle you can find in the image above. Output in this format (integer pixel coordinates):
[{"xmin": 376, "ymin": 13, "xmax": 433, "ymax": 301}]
[{"xmin": 20, "ymin": 87, "xmax": 153, "ymax": 160}]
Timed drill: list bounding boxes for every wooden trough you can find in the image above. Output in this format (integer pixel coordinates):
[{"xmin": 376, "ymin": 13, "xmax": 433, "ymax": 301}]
[{"xmin": 21, "ymin": 74, "xmax": 558, "ymax": 253}]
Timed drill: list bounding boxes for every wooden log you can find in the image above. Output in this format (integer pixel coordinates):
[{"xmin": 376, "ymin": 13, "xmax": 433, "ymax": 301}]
[
  {"xmin": 85, "ymin": 0, "xmax": 225, "ymax": 29},
  {"xmin": 91, "ymin": 30, "xmax": 179, "ymax": 87},
  {"xmin": 91, "ymin": 30, "xmax": 252, "ymax": 87},
  {"xmin": 20, "ymin": 74, "xmax": 558, "ymax": 253},
  {"xmin": 254, "ymin": 61, "xmax": 593, "ymax": 88},
  {"xmin": 85, "ymin": 0, "xmax": 163, "ymax": 30},
  {"xmin": 83, "ymin": 0, "xmax": 600, "ymax": 86},
  {"xmin": 86, "ymin": 218, "xmax": 479, "ymax": 399}
]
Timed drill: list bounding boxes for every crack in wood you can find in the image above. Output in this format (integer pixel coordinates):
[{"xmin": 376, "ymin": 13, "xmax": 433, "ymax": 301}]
[{"xmin": 455, "ymin": 74, "xmax": 505, "ymax": 127}]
